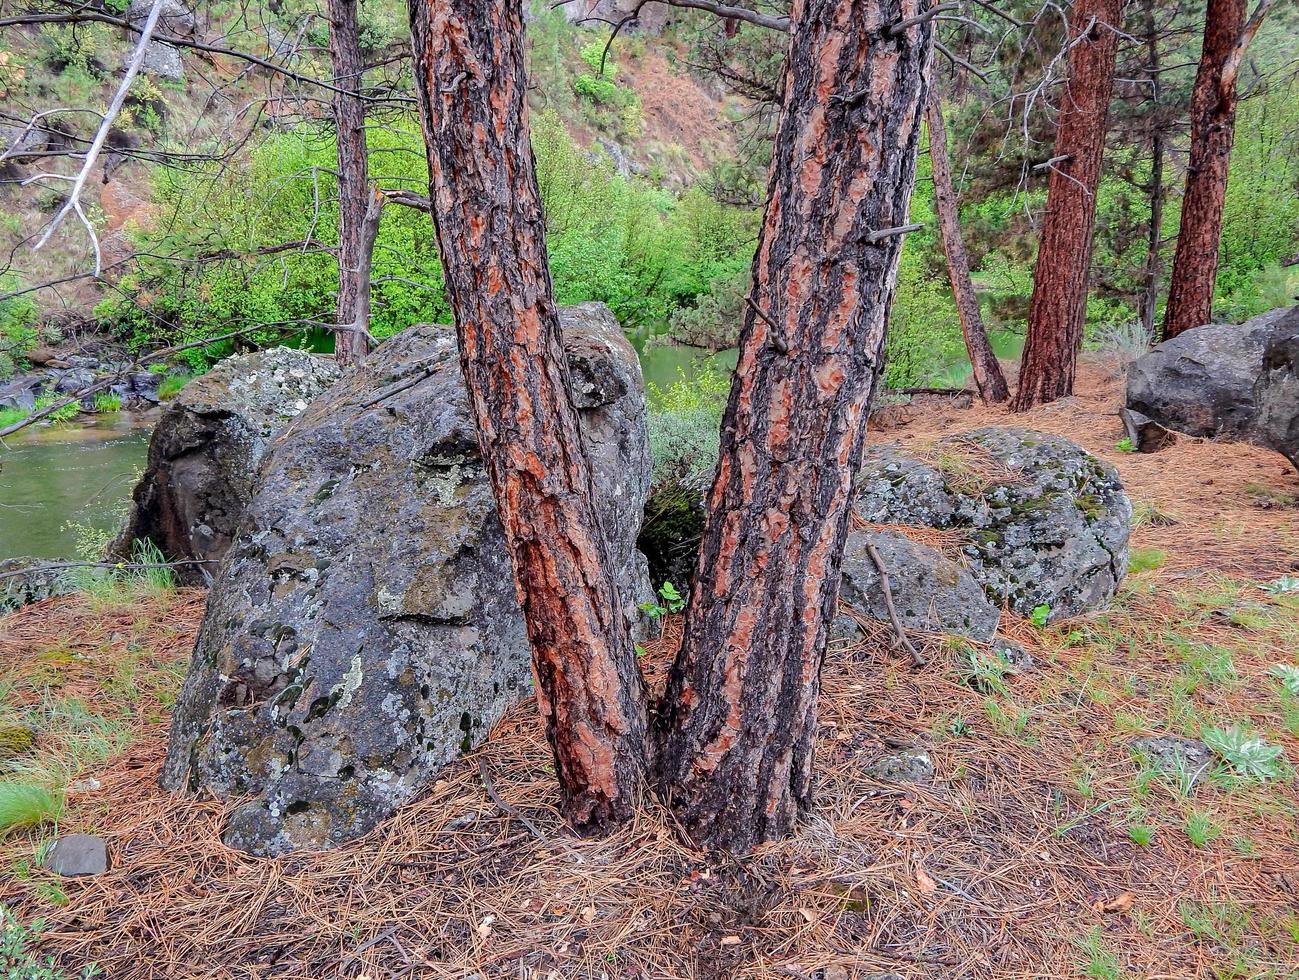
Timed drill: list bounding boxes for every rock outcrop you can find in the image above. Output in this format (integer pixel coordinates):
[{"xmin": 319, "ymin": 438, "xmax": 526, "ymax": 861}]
[
  {"xmin": 160, "ymin": 303, "xmax": 654, "ymax": 855},
  {"xmin": 111, "ymin": 348, "xmax": 339, "ymax": 583},
  {"xmin": 1125, "ymin": 306, "xmax": 1299, "ymax": 468},
  {"xmin": 852, "ymin": 429, "xmax": 1131, "ymax": 624}
]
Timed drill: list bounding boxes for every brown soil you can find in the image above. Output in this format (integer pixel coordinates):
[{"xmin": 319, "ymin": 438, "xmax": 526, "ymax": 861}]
[{"xmin": 2, "ymin": 364, "xmax": 1298, "ymax": 979}]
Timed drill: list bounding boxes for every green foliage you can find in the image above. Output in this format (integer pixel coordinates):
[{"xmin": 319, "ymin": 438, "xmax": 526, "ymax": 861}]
[
  {"xmin": 1215, "ymin": 81, "xmax": 1299, "ymax": 320},
  {"xmin": 0, "ymin": 908, "xmax": 99, "ymax": 978},
  {"xmin": 1267, "ymin": 664, "xmax": 1299, "ymax": 696},
  {"xmin": 155, "ymin": 371, "xmax": 194, "ymax": 400},
  {"xmin": 1030, "ymin": 604, "xmax": 1051, "ymax": 627},
  {"xmin": 99, "ymin": 112, "xmax": 755, "ymax": 362},
  {"xmin": 90, "ymin": 393, "xmax": 121, "ymax": 414},
  {"xmin": 32, "ymin": 396, "xmax": 77, "ymax": 425},
  {"xmin": 666, "ymin": 267, "xmax": 747, "ymax": 350},
  {"xmin": 1202, "ymin": 725, "xmax": 1286, "ymax": 781},
  {"xmin": 1115, "ymin": 437, "xmax": 1136, "ymax": 454},
  {"xmin": 1128, "ymin": 548, "xmax": 1166, "ymax": 573},
  {"xmin": 1183, "ymin": 808, "xmax": 1220, "ymax": 848},
  {"xmin": 639, "ymin": 366, "xmax": 730, "ymax": 586},
  {"xmin": 0, "ymin": 277, "xmax": 40, "ymax": 381},
  {"xmin": 639, "ymin": 580, "xmax": 686, "ymax": 619}
]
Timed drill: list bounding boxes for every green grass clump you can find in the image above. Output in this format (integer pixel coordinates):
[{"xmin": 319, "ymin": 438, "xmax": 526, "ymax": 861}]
[
  {"xmin": 1127, "ymin": 548, "xmax": 1167, "ymax": 574},
  {"xmin": 91, "ymin": 392, "xmax": 122, "ymax": 413},
  {"xmin": 0, "ymin": 782, "xmax": 62, "ymax": 836},
  {"xmin": 155, "ymin": 372, "xmax": 194, "ymax": 400}
]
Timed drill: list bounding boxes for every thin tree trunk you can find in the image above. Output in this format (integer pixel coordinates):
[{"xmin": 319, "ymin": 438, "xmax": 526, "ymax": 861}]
[
  {"xmin": 408, "ymin": 0, "xmax": 648, "ymax": 831},
  {"xmin": 1161, "ymin": 0, "xmax": 1260, "ymax": 337},
  {"xmin": 1011, "ymin": 0, "xmax": 1124, "ymax": 411},
  {"xmin": 1138, "ymin": 0, "xmax": 1165, "ymax": 338},
  {"xmin": 926, "ymin": 89, "xmax": 1010, "ymax": 404},
  {"xmin": 655, "ymin": 0, "xmax": 935, "ymax": 853},
  {"xmin": 328, "ymin": 0, "xmax": 371, "ymax": 366}
]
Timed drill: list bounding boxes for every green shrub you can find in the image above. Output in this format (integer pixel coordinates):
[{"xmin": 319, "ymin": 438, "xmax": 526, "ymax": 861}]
[
  {"xmin": 639, "ymin": 366, "xmax": 730, "ymax": 587},
  {"xmin": 32, "ymin": 396, "xmax": 78, "ymax": 425},
  {"xmin": 667, "ymin": 267, "xmax": 747, "ymax": 350},
  {"xmin": 155, "ymin": 371, "xmax": 194, "ymax": 400},
  {"xmin": 0, "ymin": 907, "xmax": 99, "ymax": 978},
  {"xmin": 0, "ymin": 276, "xmax": 39, "ymax": 380}
]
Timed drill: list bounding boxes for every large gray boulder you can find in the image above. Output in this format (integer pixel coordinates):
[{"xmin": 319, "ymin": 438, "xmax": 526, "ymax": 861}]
[
  {"xmin": 1125, "ymin": 306, "xmax": 1299, "ymax": 468},
  {"xmin": 854, "ymin": 429, "xmax": 1131, "ymax": 622},
  {"xmin": 1256, "ymin": 325, "xmax": 1299, "ymax": 470},
  {"xmin": 111, "ymin": 348, "xmax": 340, "ymax": 583},
  {"xmin": 160, "ymin": 303, "xmax": 654, "ymax": 856}
]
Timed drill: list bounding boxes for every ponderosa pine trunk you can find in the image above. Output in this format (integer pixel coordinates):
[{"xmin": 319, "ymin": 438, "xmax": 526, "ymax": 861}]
[
  {"xmin": 1138, "ymin": 0, "xmax": 1166, "ymax": 338},
  {"xmin": 1161, "ymin": 0, "xmax": 1265, "ymax": 338},
  {"xmin": 329, "ymin": 0, "xmax": 372, "ymax": 365},
  {"xmin": 1010, "ymin": 0, "xmax": 1123, "ymax": 411},
  {"xmin": 926, "ymin": 89, "xmax": 1010, "ymax": 404},
  {"xmin": 408, "ymin": 0, "xmax": 648, "ymax": 830},
  {"xmin": 654, "ymin": 0, "xmax": 935, "ymax": 852}
]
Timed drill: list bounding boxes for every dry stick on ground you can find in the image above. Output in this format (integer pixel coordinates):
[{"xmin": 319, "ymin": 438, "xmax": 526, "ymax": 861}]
[
  {"xmin": 863, "ymin": 538, "xmax": 927, "ymax": 668},
  {"xmin": 0, "ymin": 559, "xmax": 218, "ymax": 584},
  {"xmin": 26, "ymin": 0, "xmax": 166, "ymax": 275},
  {"xmin": 477, "ymin": 760, "xmax": 585, "ymax": 864}
]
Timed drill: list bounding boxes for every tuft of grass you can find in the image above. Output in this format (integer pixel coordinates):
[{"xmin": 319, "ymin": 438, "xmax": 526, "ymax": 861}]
[
  {"xmin": 1244, "ymin": 482, "xmax": 1296, "ymax": 507},
  {"xmin": 1074, "ymin": 926, "xmax": 1121, "ymax": 980},
  {"xmin": 1127, "ymin": 548, "xmax": 1167, "ymax": 574},
  {"xmin": 0, "ymin": 782, "xmax": 63, "ymax": 836},
  {"xmin": 91, "ymin": 391, "xmax": 122, "ymax": 413},
  {"xmin": 1183, "ymin": 808, "xmax": 1220, "ymax": 848},
  {"xmin": 156, "ymin": 371, "xmax": 195, "ymax": 400},
  {"xmin": 1127, "ymin": 823, "xmax": 1156, "ymax": 846},
  {"xmin": 1131, "ymin": 499, "xmax": 1181, "ymax": 528}
]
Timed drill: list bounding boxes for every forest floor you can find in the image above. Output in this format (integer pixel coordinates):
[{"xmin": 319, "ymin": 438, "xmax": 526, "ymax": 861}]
[{"xmin": 3, "ymin": 357, "xmax": 1299, "ymax": 979}]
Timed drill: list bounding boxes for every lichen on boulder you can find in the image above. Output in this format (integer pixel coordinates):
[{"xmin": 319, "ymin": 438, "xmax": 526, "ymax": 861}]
[
  {"xmin": 111, "ymin": 347, "xmax": 340, "ymax": 584},
  {"xmin": 852, "ymin": 428, "xmax": 1131, "ymax": 623},
  {"xmin": 160, "ymin": 303, "xmax": 654, "ymax": 856}
]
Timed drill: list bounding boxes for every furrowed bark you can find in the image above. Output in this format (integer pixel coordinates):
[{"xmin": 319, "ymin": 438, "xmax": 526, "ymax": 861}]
[
  {"xmin": 1138, "ymin": 0, "xmax": 1165, "ymax": 339},
  {"xmin": 407, "ymin": 0, "xmax": 648, "ymax": 830},
  {"xmin": 1161, "ymin": 0, "xmax": 1252, "ymax": 338},
  {"xmin": 1011, "ymin": 0, "xmax": 1124, "ymax": 411},
  {"xmin": 926, "ymin": 88, "xmax": 1010, "ymax": 404},
  {"xmin": 329, "ymin": 0, "xmax": 372, "ymax": 366},
  {"xmin": 654, "ymin": 0, "xmax": 935, "ymax": 852}
]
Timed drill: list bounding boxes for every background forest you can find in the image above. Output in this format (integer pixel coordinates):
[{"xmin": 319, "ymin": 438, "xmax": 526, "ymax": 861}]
[{"xmin": 1, "ymin": 0, "xmax": 1296, "ymax": 395}]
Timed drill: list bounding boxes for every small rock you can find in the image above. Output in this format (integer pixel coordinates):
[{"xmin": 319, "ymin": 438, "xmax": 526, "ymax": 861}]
[
  {"xmin": 1118, "ymin": 407, "xmax": 1178, "ymax": 453},
  {"xmin": 42, "ymin": 834, "xmax": 109, "ymax": 877},
  {"xmin": 990, "ymin": 638, "xmax": 1034, "ymax": 672},
  {"xmin": 1129, "ymin": 736, "xmax": 1215, "ymax": 787},
  {"xmin": 865, "ymin": 747, "xmax": 934, "ymax": 784}
]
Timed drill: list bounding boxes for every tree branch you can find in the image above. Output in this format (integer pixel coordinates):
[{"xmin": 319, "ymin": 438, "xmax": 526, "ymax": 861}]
[
  {"xmin": 1221, "ymin": 0, "xmax": 1276, "ymax": 95},
  {"xmin": 28, "ymin": 0, "xmax": 167, "ymax": 275}
]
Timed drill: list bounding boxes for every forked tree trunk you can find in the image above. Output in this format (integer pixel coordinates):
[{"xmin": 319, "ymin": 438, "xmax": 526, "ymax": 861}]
[
  {"xmin": 655, "ymin": 0, "xmax": 935, "ymax": 852},
  {"xmin": 1162, "ymin": 0, "xmax": 1271, "ymax": 337},
  {"xmin": 328, "ymin": 0, "xmax": 372, "ymax": 366},
  {"xmin": 926, "ymin": 89, "xmax": 1010, "ymax": 404},
  {"xmin": 407, "ymin": 0, "xmax": 648, "ymax": 831},
  {"xmin": 1011, "ymin": 0, "xmax": 1123, "ymax": 411}
]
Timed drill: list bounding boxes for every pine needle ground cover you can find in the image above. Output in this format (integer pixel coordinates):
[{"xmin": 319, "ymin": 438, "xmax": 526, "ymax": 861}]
[{"xmin": 2, "ymin": 361, "xmax": 1298, "ymax": 979}]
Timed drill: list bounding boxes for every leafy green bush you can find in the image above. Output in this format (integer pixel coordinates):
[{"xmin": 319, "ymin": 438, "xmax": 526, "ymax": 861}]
[
  {"xmin": 0, "ymin": 907, "xmax": 99, "ymax": 978},
  {"xmin": 639, "ymin": 366, "xmax": 730, "ymax": 587},
  {"xmin": 97, "ymin": 112, "xmax": 755, "ymax": 363},
  {"xmin": 0, "ymin": 277, "xmax": 39, "ymax": 381}
]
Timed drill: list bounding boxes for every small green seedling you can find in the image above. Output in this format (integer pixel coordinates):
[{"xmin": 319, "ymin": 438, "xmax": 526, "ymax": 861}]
[
  {"xmin": 1262, "ymin": 576, "xmax": 1299, "ymax": 595},
  {"xmin": 1268, "ymin": 664, "xmax": 1299, "ymax": 696},
  {"xmin": 640, "ymin": 581, "xmax": 686, "ymax": 619},
  {"xmin": 1203, "ymin": 724, "xmax": 1286, "ymax": 781},
  {"xmin": 1115, "ymin": 437, "xmax": 1136, "ymax": 453},
  {"xmin": 1030, "ymin": 604, "xmax": 1051, "ymax": 627}
]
